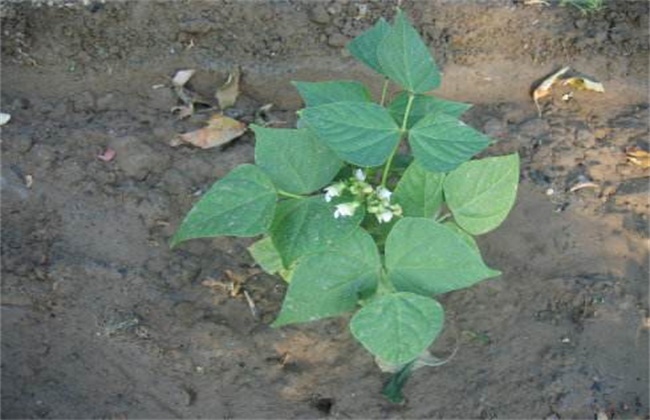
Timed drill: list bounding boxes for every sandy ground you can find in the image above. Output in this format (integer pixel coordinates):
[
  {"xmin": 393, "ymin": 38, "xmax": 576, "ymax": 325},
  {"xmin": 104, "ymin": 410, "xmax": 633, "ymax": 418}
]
[{"xmin": 1, "ymin": 1, "xmax": 648, "ymax": 418}]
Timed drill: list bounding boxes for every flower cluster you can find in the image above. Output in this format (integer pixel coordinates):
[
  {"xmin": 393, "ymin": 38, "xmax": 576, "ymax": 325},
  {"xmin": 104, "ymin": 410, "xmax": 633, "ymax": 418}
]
[{"xmin": 323, "ymin": 169, "xmax": 403, "ymax": 223}]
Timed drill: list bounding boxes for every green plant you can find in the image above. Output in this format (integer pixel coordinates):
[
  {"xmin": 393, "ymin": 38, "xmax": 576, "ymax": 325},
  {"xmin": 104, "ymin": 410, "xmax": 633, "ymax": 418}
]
[
  {"xmin": 560, "ymin": 0, "xmax": 604, "ymax": 13},
  {"xmin": 172, "ymin": 9, "xmax": 519, "ymax": 402}
]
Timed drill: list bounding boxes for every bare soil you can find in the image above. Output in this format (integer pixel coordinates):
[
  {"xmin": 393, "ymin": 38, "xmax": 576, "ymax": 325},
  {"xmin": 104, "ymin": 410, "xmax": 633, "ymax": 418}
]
[{"xmin": 1, "ymin": 1, "xmax": 648, "ymax": 418}]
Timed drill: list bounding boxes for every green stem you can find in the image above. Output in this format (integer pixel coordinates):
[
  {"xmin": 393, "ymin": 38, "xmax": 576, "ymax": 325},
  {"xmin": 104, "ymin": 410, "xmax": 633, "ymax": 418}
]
[
  {"xmin": 361, "ymin": 270, "xmax": 397, "ymax": 306},
  {"xmin": 400, "ymin": 92, "xmax": 415, "ymax": 132},
  {"xmin": 379, "ymin": 79, "xmax": 390, "ymax": 107},
  {"xmin": 277, "ymin": 190, "xmax": 304, "ymax": 200},
  {"xmin": 381, "ymin": 92, "xmax": 415, "ymax": 187}
]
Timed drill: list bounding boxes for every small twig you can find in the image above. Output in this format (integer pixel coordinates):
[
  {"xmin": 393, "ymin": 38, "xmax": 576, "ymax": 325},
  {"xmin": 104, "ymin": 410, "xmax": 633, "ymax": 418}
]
[
  {"xmin": 569, "ymin": 181, "xmax": 599, "ymax": 193},
  {"xmin": 243, "ymin": 290, "xmax": 260, "ymax": 319}
]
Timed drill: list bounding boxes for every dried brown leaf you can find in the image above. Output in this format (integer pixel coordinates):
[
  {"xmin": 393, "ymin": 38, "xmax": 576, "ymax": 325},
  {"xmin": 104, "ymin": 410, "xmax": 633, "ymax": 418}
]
[
  {"xmin": 561, "ymin": 77, "xmax": 605, "ymax": 93},
  {"xmin": 0, "ymin": 112, "xmax": 10, "ymax": 126},
  {"xmin": 172, "ymin": 114, "xmax": 247, "ymax": 149},
  {"xmin": 533, "ymin": 66, "xmax": 570, "ymax": 116},
  {"xmin": 626, "ymin": 147, "xmax": 650, "ymax": 168},
  {"xmin": 215, "ymin": 67, "xmax": 240, "ymax": 109},
  {"xmin": 171, "ymin": 104, "xmax": 195, "ymax": 119},
  {"xmin": 172, "ymin": 69, "xmax": 196, "ymax": 87},
  {"xmin": 97, "ymin": 147, "xmax": 116, "ymax": 162}
]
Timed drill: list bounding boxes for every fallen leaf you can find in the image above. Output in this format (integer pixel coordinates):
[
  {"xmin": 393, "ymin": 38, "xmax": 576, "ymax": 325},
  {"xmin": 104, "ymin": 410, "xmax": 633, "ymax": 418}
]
[
  {"xmin": 97, "ymin": 147, "xmax": 116, "ymax": 162},
  {"xmin": 170, "ymin": 103, "xmax": 195, "ymax": 119},
  {"xmin": 171, "ymin": 114, "xmax": 247, "ymax": 149},
  {"xmin": 561, "ymin": 77, "xmax": 605, "ymax": 93},
  {"xmin": 215, "ymin": 67, "xmax": 240, "ymax": 109},
  {"xmin": 533, "ymin": 66, "xmax": 571, "ymax": 116},
  {"xmin": 172, "ymin": 69, "xmax": 196, "ymax": 87},
  {"xmin": 626, "ymin": 146, "xmax": 650, "ymax": 168},
  {"xmin": 0, "ymin": 112, "xmax": 11, "ymax": 126}
]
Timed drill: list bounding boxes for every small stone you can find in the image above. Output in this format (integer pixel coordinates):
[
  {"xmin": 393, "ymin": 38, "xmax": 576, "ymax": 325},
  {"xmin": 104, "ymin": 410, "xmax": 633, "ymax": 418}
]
[
  {"xmin": 308, "ymin": 4, "xmax": 330, "ymax": 24},
  {"xmin": 327, "ymin": 3, "xmax": 342, "ymax": 15},
  {"xmin": 327, "ymin": 33, "xmax": 348, "ymax": 48}
]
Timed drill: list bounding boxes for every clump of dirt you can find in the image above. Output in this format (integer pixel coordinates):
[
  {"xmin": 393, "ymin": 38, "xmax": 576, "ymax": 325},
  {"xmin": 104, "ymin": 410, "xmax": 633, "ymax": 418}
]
[{"xmin": 1, "ymin": 1, "xmax": 648, "ymax": 419}]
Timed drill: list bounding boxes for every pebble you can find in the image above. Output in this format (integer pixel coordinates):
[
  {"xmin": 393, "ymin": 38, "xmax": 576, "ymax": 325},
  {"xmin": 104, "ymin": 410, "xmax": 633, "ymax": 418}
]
[
  {"xmin": 308, "ymin": 4, "xmax": 330, "ymax": 24},
  {"xmin": 327, "ymin": 3, "xmax": 342, "ymax": 15},
  {"xmin": 327, "ymin": 33, "xmax": 348, "ymax": 48}
]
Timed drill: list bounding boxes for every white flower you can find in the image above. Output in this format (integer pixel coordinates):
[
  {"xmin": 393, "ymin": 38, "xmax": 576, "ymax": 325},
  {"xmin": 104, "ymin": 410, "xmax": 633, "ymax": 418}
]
[
  {"xmin": 324, "ymin": 182, "xmax": 346, "ymax": 202},
  {"xmin": 376, "ymin": 186, "xmax": 392, "ymax": 202},
  {"xmin": 391, "ymin": 204, "xmax": 403, "ymax": 217},
  {"xmin": 334, "ymin": 202, "xmax": 359, "ymax": 218},
  {"xmin": 376, "ymin": 209, "xmax": 394, "ymax": 223},
  {"xmin": 354, "ymin": 169, "xmax": 366, "ymax": 182}
]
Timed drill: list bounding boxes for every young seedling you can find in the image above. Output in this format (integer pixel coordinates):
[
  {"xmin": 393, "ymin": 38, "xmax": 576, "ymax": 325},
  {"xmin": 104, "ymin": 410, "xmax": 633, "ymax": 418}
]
[{"xmin": 172, "ymin": 8, "xmax": 519, "ymax": 403}]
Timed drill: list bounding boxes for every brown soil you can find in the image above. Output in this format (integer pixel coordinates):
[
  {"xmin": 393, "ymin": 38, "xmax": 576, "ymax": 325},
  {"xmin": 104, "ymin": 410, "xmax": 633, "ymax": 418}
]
[{"xmin": 1, "ymin": 1, "xmax": 648, "ymax": 418}]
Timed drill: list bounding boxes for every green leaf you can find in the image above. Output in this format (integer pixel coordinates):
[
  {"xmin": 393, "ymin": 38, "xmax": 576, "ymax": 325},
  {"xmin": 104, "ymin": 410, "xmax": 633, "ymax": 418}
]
[
  {"xmin": 253, "ymin": 126, "xmax": 342, "ymax": 195},
  {"xmin": 293, "ymin": 81, "xmax": 372, "ymax": 107},
  {"xmin": 171, "ymin": 164, "xmax": 276, "ymax": 247},
  {"xmin": 393, "ymin": 161, "xmax": 445, "ymax": 218},
  {"xmin": 444, "ymin": 154, "xmax": 519, "ymax": 235},
  {"xmin": 385, "ymin": 218, "xmax": 500, "ymax": 295},
  {"xmin": 248, "ymin": 236, "xmax": 284, "ymax": 275},
  {"xmin": 270, "ymin": 197, "xmax": 363, "ymax": 267},
  {"xmin": 377, "ymin": 10, "xmax": 440, "ymax": 93},
  {"xmin": 388, "ymin": 91, "xmax": 472, "ymax": 129},
  {"xmin": 350, "ymin": 292, "xmax": 444, "ymax": 365},
  {"xmin": 443, "ymin": 221, "xmax": 480, "ymax": 255},
  {"xmin": 409, "ymin": 112, "xmax": 490, "ymax": 173},
  {"xmin": 300, "ymin": 102, "xmax": 401, "ymax": 167},
  {"xmin": 272, "ymin": 229, "xmax": 381, "ymax": 326},
  {"xmin": 347, "ymin": 17, "xmax": 391, "ymax": 74}
]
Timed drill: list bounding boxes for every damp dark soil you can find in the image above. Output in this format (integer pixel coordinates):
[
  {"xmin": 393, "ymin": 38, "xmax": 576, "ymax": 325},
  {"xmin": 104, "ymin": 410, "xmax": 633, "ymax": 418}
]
[{"xmin": 1, "ymin": 1, "xmax": 648, "ymax": 418}]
